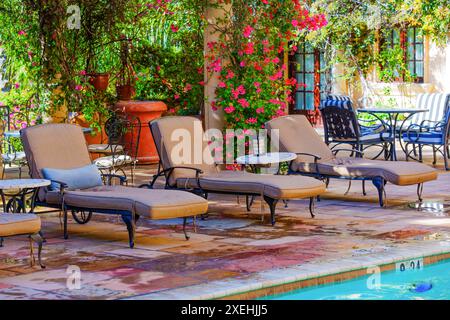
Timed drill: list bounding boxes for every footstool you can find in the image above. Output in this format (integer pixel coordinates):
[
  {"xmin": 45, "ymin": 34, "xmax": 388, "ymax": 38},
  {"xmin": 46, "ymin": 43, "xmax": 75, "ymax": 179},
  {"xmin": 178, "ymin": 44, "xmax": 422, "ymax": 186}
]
[{"xmin": 0, "ymin": 213, "xmax": 45, "ymax": 268}]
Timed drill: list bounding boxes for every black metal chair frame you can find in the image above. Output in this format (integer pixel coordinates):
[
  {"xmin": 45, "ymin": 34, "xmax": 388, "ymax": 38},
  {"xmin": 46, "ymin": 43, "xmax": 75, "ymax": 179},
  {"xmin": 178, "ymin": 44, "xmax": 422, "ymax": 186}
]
[
  {"xmin": 1, "ymin": 105, "xmax": 28, "ymax": 178},
  {"xmin": 147, "ymin": 123, "xmax": 316, "ymax": 226},
  {"xmin": 94, "ymin": 113, "xmax": 142, "ymax": 183},
  {"xmin": 286, "ymin": 149, "xmax": 424, "ymax": 208},
  {"xmin": 321, "ymin": 105, "xmax": 393, "ymax": 160},
  {"xmin": 404, "ymin": 118, "xmax": 450, "ymax": 171}
]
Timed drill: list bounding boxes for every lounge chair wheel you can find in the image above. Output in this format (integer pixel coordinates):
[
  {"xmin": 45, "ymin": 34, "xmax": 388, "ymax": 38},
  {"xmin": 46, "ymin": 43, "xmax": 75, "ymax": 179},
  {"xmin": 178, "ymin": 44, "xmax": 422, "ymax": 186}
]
[{"xmin": 71, "ymin": 210, "xmax": 93, "ymax": 224}]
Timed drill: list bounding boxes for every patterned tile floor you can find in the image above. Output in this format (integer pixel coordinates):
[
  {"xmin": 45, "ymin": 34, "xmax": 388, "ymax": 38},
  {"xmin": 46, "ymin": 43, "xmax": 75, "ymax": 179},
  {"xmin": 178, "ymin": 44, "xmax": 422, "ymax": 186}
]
[{"xmin": 1, "ymin": 155, "xmax": 450, "ymax": 299}]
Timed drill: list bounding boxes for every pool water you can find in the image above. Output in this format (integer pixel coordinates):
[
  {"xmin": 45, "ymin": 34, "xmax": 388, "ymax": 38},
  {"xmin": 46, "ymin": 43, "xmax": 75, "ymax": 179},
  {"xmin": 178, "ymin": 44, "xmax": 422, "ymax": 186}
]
[{"xmin": 263, "ymin": 259, "xmax": 450, "ymax": 300}]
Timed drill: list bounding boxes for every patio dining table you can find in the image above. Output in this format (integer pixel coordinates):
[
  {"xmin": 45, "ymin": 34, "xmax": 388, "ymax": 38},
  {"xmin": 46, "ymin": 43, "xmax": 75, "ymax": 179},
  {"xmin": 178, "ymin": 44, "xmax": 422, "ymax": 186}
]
[{"xmin": 357, "ymin": 108, "xmax": 428, "ymax": 161}]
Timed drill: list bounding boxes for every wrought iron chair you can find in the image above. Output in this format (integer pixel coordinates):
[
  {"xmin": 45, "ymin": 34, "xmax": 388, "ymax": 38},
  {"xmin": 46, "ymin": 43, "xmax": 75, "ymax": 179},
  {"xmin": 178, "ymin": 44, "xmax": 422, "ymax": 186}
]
[
  {"xmin": 320, "ymin": 100, "xmax": 393, "ymax": 160},
  {"xmin": 93, "ymin": 113, "xmax": 141, "ymax": 183},
  {"xmin": 1, "ymin": 105, "xmax": 28, "ymax": 178},
  {"xmin": 403, "ymin": 107, "xmax": 450, "ymax": 170}
]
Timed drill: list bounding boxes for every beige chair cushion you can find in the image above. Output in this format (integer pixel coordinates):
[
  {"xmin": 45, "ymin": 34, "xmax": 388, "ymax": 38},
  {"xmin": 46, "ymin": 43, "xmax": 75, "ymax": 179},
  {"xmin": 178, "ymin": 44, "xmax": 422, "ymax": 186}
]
[
  {"xmin": 177, "ymin": 171, "xmax": 326, "ymax": 200},
  {"xmin": 150, "ymin": 116, "xmax": 218, "ymax": 186},
  {"xmin": 46, "ymin": 186, "xmax": 207, "ymax": 220},
  {"xmin": 266, "ymin": 115, "xmax": 334, "ymax": 162},
  {"xmin": 21, "ymin": 124, "xmax": 92, "ymax": 201},
  {"xmin": 292, "ymin": 157, "xmax": 437, "ymax": 186},
  {"xmin": 0, "ymin": 213, "xmax": 41, "ymax": 237},
  {"xmin": 267, "ymin": 115, "xmax": 438, "ymax": 186}
]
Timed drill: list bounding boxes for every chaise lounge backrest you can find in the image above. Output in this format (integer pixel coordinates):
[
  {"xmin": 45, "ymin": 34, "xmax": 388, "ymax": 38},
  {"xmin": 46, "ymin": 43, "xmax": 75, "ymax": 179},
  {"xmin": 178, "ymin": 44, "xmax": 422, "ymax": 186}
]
[
  {"xmin": 20, "ymin": 124, "xmax": 92, "ymax": 200},
  {"xmin": 266, "ymin": 115, "xmax": 334, "ymax": 164},
  {"xmin": 150, "ymin": 116, "xmax": 218, "ymax": 187}
]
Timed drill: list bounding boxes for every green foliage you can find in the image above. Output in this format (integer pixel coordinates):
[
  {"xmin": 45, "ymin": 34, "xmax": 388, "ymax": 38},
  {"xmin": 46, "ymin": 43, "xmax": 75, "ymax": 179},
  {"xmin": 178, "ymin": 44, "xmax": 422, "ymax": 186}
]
[
  {"xmin": 0, "ymin": 0, "xmax": 205, "ymax": 130},
  {"xmin": 310, "ymin": 0, "xmax": 450, "ymax": 90}
]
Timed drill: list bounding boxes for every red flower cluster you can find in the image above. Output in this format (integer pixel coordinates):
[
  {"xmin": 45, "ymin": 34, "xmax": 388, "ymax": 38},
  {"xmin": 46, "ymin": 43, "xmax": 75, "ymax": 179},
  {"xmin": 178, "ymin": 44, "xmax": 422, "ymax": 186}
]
[{"xmin": 205, "ymin": 0, "xmax": 327, "ymax": 133}]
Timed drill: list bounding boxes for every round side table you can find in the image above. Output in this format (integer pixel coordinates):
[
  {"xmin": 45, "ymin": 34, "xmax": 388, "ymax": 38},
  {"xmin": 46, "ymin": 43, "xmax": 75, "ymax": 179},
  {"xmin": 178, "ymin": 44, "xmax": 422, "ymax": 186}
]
[{"xmin": 0, "ymin": 179, "xmax": 50, "ymax": 213}]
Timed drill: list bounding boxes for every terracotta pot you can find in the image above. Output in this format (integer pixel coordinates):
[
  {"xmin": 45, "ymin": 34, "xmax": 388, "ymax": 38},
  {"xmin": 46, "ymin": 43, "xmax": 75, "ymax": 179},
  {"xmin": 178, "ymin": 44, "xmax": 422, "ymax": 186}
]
[
  {"xmin": 116, "ymin": 85, "xmax": 136, "ymax": 101},
  {"xmin": 114, "ymin": 100, "xmax": 167, "ymax": 164},
  {"xmin": 89, "ymin": 73, "xmax": 110, "ymax": 91}
]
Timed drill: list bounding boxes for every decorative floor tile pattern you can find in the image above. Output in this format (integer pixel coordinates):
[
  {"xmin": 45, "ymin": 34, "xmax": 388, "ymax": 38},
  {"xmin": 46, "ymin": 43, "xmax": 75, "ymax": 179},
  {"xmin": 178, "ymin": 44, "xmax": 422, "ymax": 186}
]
[{"xmin": 1, "ymin": 164, "xmax": 450, "ymax": 299}]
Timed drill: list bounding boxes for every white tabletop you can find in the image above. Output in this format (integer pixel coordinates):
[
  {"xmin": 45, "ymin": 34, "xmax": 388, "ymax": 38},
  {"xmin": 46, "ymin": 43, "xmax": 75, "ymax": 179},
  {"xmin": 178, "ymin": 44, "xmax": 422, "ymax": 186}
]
[
  {"xmin": 3, "ymin": 127, "xmax": 92, "ymax": 138},
  {"xmin": 0, "ymin": 179, "xmax": 50, "ymax": 190},
  {"xmin": 236, "ymin": 152, "xmax": 297, "ymax": 165}
]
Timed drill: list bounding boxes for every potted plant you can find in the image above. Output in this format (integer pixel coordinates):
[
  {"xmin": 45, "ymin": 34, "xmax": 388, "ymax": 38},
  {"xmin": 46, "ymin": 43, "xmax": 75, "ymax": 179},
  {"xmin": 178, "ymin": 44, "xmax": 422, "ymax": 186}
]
[
  {"xmin": 88, "ymin": 48, "xmax": 111, "ymax": 91},
  {"xmin": 116, "ymin": 40, "xmax": 135, "ymax": 100},
  {"xmin": 89, "ymin": 73, "xmax": 110, "ymax": 91}
]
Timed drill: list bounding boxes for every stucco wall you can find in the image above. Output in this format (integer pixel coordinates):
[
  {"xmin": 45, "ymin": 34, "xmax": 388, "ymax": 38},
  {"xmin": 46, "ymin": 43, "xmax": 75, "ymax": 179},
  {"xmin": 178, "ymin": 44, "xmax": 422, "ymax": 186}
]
[{"xmin": 427, "ymin": 36, "xmax": 450, "ymax": 93}]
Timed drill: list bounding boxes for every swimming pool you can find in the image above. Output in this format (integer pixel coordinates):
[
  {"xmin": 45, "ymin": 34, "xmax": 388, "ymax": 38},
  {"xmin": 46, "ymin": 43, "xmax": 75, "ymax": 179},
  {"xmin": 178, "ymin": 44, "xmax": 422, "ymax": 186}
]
[{"xmin": 263, "ymin": 259, "xmax": 450, "ymax": 300}]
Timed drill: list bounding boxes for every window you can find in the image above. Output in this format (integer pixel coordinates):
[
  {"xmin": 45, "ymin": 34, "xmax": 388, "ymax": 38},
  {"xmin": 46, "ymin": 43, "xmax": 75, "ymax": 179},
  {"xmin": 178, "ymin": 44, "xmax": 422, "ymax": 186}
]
[
  {"xmin": 382, "ymin": 27, "xmax": 424, "ymax": 83},
  {"xmin": 289, "ymin": 42, "xmax": 331, "ymax": 124}
]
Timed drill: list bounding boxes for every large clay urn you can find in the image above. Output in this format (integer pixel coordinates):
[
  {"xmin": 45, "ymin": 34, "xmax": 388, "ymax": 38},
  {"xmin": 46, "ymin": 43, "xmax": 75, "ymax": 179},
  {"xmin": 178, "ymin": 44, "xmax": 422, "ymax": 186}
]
[{"xmin": 114, "ymin": 100, "xmax": 167, "ymax": 164}]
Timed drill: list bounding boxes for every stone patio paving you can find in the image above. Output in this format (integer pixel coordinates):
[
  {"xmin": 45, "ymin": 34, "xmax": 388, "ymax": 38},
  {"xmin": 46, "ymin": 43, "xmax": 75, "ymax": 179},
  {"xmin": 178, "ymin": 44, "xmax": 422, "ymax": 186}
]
[{"xmin": 1, "ymin": 155, "xmax": 450, "ymax": 299}]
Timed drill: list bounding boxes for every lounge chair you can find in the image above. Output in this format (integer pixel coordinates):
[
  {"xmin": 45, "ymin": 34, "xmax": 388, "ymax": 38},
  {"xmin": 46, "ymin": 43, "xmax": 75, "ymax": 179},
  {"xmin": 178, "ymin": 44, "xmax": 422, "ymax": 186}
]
[
  {"xmin": 265, "ymin": 115, "xmax": 438, "ymax": 206},
  {"xmin": 0, "ymin": 213, "xmax": 44, "ymax": 268},
  {"xmin": 149, "ymin": 116, "xmax": 326, "ymax": 225},
  {"xmin": 20, "ymin": 123, "xmax": 208, "ymax": 247}
]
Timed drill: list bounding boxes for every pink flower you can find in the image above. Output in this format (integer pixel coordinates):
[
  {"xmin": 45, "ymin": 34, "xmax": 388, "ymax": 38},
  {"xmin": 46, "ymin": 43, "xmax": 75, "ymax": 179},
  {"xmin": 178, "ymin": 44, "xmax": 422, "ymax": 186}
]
[
  {"xmin": 184, "ymin": 83, "xmax": 192, "ymax": 92},
  {"xmin": 256, "ymin": 107, "xmax": 265, "ymax": 114},
  {"xmin": 218, "ymin": 81, "xmax": 226, "ymax": 88},
  {"xmin": 243, "ymin": 25, "xmax": 254, "ymax": 38},
  {"xmin": 224, "ymin": 105, "xmax": 235, "ymax": 114},
  {"xmin": 237, "ymin": 98, "xmax": 249, "ymax": 108},
  {"xmin": 74, "ymin": 85, "xmax": 83, "ymax": 91},
  {"xmin": 272, "ymin": 57, "xmax": 280, "ymax": 64},
  {"xmin": 170, "ymin": 24, "xmax": 179, "ymax": 33},
  {"xmin": 79, "ymin": 70, "xmax": 87, "ymax": 76},
  {"xmin": 231, "ymin": 85, "xmax": 246, "ymax": 99},
  {"xmin": 209, "ymin": 59, "xmax": 222, "ymax": 73},
  {"xmin": 226, "ymin": 70, "xmax": 235, "ymax": 79},
  {"xmin": 240, "ymin": 61, "xmax": 246, "ymax": 67},
  {"xmin": 254, "ymin": 82, "xmax": 261, "ymax": 88},
  {"xmin": 174, "ymin": 94, "xmax": 180, "ymax": 100},
  {"xmin": 14, "ymin": 83, "xmax": 20, "ymax": 89},
  {"xmin": 243, "ymin": 42, "xmax": 254, "ymax": 55},
  {"xmin": 18, "ymin": 30, "xmax": 26, "ymax": 36},
  {"xmin": 269, "ymin": 70, "xmax": 283, "ymax": 81},
  {"xmin": 292, "ymin": 19, "xmax": 299, "ymax": 27},
  {"xmin": 245, "ymin": 118, "xmax": 257, "ymax": 124}
]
